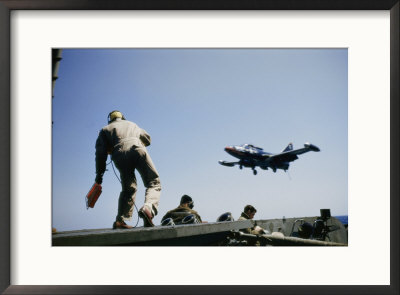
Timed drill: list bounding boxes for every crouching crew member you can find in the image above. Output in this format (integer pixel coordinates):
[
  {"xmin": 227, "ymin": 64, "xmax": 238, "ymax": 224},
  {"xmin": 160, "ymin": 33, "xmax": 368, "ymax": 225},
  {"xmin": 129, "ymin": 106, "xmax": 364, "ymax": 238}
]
[
  {"xmin": 238, "ymin": 205, "xmax": 266, "ymax": 235},
  {"xmin": 161, "ymin": 195, "xmax": 202, "ymax": 225}
]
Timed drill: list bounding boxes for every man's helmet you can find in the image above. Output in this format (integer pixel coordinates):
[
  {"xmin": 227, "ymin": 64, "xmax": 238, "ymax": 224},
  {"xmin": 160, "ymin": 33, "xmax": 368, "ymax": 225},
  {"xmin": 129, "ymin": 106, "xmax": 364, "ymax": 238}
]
[
  {"xmin": 217, "ymin": 212, "xmax": 234, "ymax": 222},
  {"xmin": 107, "ymin": 110, "xmax": 126, "ymax": 124},
  {"xmin": 181, "ymin": 214, "xmax": 199, "ymax": 224},
  {"xmin": 161, "ymin": 218, "xmax": 175, "ymax": 226}
]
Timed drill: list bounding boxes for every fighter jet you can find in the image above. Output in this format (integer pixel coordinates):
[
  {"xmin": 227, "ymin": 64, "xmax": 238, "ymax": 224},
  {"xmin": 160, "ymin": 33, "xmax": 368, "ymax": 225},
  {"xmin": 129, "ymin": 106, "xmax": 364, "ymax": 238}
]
[{"xmin": 218, "ymin": 142, "xmax": 320, "ymax": 175}]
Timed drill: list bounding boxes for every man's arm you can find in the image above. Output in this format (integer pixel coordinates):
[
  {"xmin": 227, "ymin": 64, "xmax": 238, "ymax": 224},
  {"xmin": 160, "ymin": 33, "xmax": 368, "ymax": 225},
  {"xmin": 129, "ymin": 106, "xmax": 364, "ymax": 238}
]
[
  {"xmin": 95, "ymin": 130, "xmax": 108, "ymax": 184},
  {"xmin": 194, "ymin": 212, "xmax": 202, "ymax": 223}
]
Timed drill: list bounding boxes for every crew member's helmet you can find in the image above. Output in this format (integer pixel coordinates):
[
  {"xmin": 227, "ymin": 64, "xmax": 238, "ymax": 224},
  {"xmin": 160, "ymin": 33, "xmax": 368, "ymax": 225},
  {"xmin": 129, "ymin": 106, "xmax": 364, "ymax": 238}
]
[
  {"xmin": 181, "ymin": 214, "xmax": 199, "ymax": 224},
  {"xmin": 108, "ymin": 110, "xmax": 126, "ymax": 124},
  {"xmin": 161, "ymin": 218, "xmax": 175, "ymax": 226},
  {"xmin": 217, "ymin": 212, "xmax": 234, "ymax": 222}
]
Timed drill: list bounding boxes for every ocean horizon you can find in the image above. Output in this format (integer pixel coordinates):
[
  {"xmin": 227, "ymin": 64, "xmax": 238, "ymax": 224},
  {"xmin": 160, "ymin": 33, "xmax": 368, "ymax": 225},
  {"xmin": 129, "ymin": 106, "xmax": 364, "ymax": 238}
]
[{"xmin": 334, "ymin": 215, "xmax": 348, "ymax": 226}]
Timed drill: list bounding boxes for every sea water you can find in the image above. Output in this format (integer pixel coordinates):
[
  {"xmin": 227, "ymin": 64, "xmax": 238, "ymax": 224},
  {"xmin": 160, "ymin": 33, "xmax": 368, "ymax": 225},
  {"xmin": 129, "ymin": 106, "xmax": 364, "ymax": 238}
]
[{"xmin": 334, "ymin": 215, "xmax": 348, "ymax": 226}]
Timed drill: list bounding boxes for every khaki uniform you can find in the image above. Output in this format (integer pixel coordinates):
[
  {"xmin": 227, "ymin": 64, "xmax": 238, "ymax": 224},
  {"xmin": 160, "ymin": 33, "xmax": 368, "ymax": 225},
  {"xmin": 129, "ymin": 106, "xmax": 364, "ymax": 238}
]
[
  {"xmin": 95, "ymin": 118, "xmax": 161, "ymax": 222},
  {"xmin": 238, "ymin": 212, "xmax": 263, "ymax": 235},
  {"xmin": 161, "ymin": 205, "xmax": 202, "ymax": 224},
  {"xmin": 238, "ymin": 212, "xmax": 266, "ymax": 246}
]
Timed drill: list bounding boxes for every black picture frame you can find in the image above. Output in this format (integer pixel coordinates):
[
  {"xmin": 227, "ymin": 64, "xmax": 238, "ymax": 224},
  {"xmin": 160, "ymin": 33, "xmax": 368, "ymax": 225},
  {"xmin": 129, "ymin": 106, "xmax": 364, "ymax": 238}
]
[{"xmin": 0, "ymin": 1, "xmax": 398, "ymax": 294}]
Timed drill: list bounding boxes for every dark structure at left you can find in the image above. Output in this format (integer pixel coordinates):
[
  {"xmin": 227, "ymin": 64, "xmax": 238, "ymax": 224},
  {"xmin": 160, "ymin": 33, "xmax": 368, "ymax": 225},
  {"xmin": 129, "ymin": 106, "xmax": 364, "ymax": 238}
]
[{"xmin": 52, "ymin": 49, "xmax": 62, "ymax": 98}]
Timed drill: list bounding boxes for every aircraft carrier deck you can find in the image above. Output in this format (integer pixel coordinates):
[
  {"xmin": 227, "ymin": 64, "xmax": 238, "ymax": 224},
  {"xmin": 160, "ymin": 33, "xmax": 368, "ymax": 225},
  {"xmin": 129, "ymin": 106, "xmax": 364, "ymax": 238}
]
[{"xmin": 52, "ymin": 215, "xmax": 348, "ymax": 246}]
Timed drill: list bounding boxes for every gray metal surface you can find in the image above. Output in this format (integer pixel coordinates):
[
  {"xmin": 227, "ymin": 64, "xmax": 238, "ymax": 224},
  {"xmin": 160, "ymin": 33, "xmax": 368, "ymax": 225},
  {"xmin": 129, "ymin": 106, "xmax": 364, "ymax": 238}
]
[{"xmin": 52, "ymin": 220, "xmax": 253, "ymax": 246}]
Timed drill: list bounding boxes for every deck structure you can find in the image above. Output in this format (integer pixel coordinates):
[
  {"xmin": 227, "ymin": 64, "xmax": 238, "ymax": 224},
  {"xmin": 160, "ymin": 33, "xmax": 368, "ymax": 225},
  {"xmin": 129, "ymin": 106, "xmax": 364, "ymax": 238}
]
[{"xmin": 52, "ymin": 216, "xmax": 347, "ymax": 246}]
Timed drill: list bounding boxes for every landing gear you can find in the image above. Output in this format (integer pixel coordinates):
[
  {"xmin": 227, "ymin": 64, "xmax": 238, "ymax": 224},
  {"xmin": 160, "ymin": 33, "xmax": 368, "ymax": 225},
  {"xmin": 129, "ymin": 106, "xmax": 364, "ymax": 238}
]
[
  {"xmin": 239, "ymin": 165, "xmax": 243, "ymax": 170},
  {"xmin": 252, "ymin": 169, "xmax": 257, "ymax": 175}
]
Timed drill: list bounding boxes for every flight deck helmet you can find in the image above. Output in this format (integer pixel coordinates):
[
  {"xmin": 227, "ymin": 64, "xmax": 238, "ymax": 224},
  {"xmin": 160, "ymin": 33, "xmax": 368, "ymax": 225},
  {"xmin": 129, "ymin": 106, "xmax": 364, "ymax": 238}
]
[
  {"xmin": 107, "ymin": 110, "xmax": 126, "ymax": 124},
  {"xmin": 217, "ymin": 212, "xmax": 234, "ymax": 222},
  {"xmin": 161, "ymin": 218, "xmax": 175, "ymax": 226},
  {"xmin": 181, "ymin": 214, "xmax": 200, "ymax": 224}
]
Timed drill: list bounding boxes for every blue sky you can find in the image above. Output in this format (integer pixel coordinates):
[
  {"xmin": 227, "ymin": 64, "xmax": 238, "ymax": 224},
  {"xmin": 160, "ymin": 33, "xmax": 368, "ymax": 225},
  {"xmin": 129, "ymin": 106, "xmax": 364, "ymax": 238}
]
[{"xmin": 52, "ymin": 48, "xmax": 347, "ymax": 231}]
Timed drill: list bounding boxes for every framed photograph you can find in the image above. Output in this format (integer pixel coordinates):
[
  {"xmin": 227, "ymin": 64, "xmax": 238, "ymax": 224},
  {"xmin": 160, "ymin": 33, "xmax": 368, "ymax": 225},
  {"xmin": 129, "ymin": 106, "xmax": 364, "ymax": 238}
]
[{"xmin": 1, "ymin": 1, "xmax": 398, "ymax": 294}]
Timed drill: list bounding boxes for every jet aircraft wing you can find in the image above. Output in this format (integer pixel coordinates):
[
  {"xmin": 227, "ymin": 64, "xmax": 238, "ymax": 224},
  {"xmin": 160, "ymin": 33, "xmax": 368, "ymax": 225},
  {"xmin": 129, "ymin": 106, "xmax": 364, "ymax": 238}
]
[
  {"xmin": 267, "ymin": 143, "xmax": 320, "ymax": 163},
  {"xmin": 266, "ymin": 151, "xmax": 299, "ymax": 163}
]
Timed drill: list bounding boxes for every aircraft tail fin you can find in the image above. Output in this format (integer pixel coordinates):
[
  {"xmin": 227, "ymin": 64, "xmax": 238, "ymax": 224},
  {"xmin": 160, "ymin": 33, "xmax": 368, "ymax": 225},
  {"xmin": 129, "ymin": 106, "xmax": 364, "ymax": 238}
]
[{"xmin": 282, "ymin": 142, "xmax": 293, "ymax": 152}]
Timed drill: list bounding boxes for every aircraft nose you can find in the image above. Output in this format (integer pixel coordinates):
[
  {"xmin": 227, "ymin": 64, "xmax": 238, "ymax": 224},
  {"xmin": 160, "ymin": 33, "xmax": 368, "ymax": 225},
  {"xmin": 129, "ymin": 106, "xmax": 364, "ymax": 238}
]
[{"xmin": 225, "ymin": 146, "xmax": 234, "ymax": 152}]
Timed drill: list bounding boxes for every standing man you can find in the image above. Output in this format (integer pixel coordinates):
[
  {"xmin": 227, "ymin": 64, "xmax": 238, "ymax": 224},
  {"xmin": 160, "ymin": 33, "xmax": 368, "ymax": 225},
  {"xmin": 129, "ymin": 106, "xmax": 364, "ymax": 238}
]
[
  {"xmin": 95, "ymin": 110, "xmax": 161, "ymax": 228},
  {"xmin": 161, "ymin": 195, "xmax": 202, "ymax": 224},
  {"xmin": 238, "ymin": 205, "xmax": 266, "ymax": 235}
]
